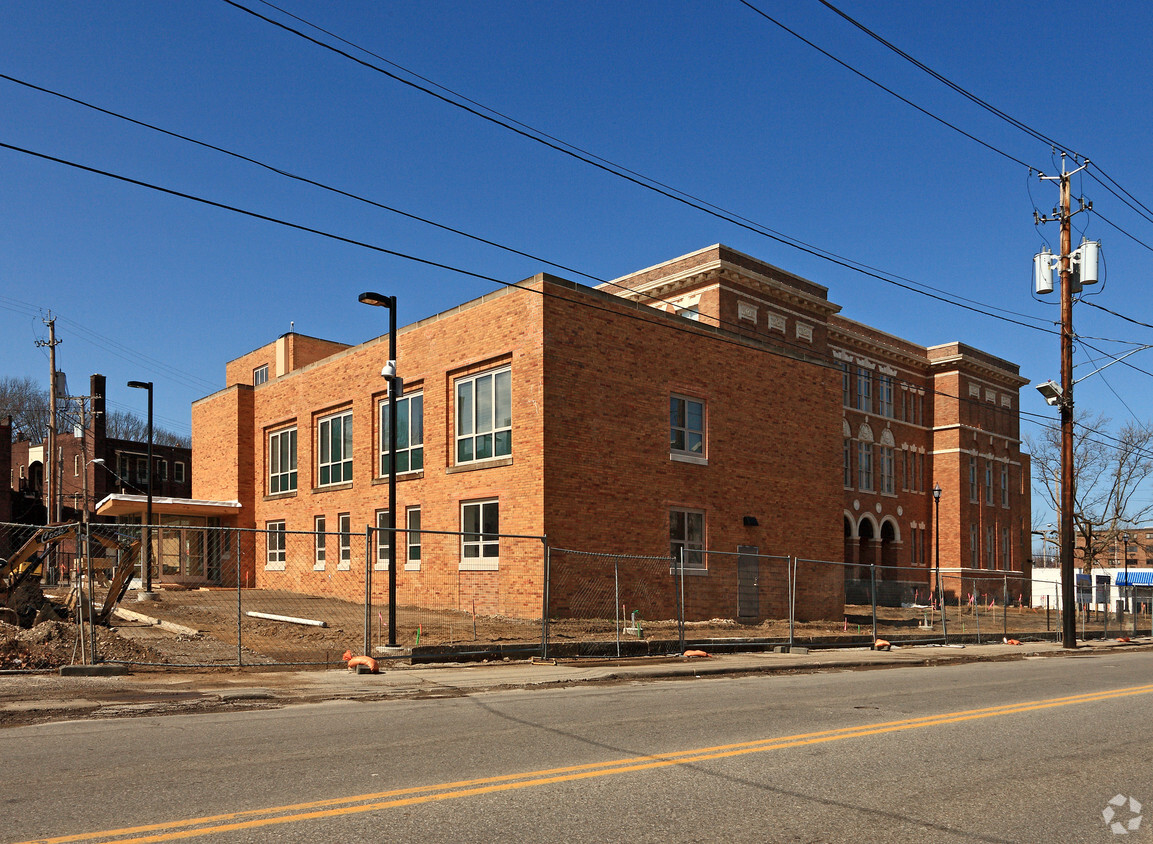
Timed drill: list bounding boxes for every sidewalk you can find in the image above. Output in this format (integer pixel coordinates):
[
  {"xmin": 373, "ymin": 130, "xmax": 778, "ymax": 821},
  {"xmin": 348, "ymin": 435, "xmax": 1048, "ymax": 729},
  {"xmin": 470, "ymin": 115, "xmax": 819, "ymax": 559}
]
[{"xmin": 2, "ymin": 638, "xmax": 1150, "ymax": 729}]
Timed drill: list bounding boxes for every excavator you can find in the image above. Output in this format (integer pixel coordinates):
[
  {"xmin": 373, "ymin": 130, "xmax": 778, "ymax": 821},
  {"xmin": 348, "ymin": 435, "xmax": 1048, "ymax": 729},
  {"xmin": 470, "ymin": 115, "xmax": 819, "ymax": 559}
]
[{"xmin": 0, "ymin": 525, "xmax": 142, "ymax": 627}]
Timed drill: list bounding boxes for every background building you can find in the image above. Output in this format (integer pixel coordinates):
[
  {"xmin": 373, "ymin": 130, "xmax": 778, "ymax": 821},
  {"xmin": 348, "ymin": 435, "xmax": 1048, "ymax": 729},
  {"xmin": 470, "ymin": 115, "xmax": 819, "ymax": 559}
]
[{"xmin": 192, "ymin": 245, "xmax": 1032, "ymax": 620}]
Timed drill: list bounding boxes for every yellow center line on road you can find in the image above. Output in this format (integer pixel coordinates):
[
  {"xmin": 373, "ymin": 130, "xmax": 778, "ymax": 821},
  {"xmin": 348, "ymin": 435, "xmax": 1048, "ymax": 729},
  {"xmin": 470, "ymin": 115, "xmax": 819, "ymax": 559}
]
[{"xmin": 20, "ymin": 682, "xmax": 1153, "ymax": 844}]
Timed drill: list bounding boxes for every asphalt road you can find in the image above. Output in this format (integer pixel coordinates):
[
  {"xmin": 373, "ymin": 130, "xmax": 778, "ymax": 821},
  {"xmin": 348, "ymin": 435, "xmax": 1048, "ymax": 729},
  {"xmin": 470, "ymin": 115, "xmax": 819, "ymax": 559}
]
[{"xmin": 6, "ymin": 651, "xmax": 1153, "ymax": 843}]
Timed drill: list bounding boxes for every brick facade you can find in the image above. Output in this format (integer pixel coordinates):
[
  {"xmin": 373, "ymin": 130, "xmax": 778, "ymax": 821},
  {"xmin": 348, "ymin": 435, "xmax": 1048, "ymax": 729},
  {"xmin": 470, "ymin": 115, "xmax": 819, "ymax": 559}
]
[{"xmin": 191, "ymin": 245, "xmax": 1031, "ymax": 620}]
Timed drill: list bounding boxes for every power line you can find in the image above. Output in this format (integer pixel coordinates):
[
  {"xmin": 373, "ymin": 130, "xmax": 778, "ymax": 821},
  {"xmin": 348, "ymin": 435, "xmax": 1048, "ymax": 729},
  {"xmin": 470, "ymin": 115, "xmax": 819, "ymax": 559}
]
[{"xmin": 218, "ymin": 0, "xmax": 1056, "ymax": 334}]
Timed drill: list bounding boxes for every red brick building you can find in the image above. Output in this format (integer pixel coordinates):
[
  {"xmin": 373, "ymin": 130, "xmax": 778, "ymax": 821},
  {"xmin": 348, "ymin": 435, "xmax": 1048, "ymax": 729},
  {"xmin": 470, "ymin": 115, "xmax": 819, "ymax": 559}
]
[{"xmin": 192, "ymin": 245, "xmax": 1031, "ymax": 620}]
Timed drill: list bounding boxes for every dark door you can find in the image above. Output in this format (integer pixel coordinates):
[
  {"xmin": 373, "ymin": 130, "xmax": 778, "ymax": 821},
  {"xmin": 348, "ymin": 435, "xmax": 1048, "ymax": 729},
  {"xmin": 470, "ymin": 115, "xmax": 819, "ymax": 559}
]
[{"xmin": 738, "ymin": 545, "xmax": 759, "ymax": 621}]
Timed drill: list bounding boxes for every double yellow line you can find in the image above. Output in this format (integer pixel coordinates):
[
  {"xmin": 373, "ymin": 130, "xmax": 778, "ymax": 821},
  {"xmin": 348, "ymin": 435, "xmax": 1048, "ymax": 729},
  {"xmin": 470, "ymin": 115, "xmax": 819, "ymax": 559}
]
[{"xmin": 21, "ymin": 682, "xmax": 1153, "ymax": 844}]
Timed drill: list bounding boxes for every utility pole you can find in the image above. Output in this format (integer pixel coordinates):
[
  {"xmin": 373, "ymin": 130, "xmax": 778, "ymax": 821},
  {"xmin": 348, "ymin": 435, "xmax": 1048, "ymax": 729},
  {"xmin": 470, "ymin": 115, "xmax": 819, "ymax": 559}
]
[
  {"xmin": 1035, "ymin": 154, "xmax": 1091, "ymax": 649},
  {"xmin": 36, "ymin": 315, "xmax": 61, "ymax": 523}
]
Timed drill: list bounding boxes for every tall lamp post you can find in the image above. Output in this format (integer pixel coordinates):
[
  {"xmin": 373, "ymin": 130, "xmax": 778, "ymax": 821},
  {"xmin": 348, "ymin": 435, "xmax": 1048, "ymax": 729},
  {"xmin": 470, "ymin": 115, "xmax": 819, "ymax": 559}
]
[
  {"xmin": 1122, "ymin": 532, "xmax": 1131, "ymax": 613},
  {"xmin": 933, "ymin": 483, "xmax": 946, "ymax": 643},
  {"xmin": 127, "ymin": 380, "xmax": 154, "ymax": 598},
  {"xmin": 358, "ymin": 292, "xmax": 398, "ymax": 648}
]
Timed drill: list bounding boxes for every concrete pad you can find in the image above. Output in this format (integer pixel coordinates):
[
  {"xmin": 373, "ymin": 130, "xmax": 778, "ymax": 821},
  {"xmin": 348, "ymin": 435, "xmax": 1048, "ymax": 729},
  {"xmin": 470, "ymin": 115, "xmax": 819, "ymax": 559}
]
[{"xmin": 58, "ymin": 664, "xmax": 129, "ymax": 677}]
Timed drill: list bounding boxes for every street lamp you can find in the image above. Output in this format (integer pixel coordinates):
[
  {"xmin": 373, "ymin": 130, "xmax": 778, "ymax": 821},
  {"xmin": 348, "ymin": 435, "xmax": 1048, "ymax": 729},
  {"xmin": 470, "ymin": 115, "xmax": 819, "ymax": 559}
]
[
  {"xmin": 127, "ymin": 380, "xmax": 154, "ymax": 598},
  {"xmin": 1122, "ymin": 532, "xmax": 1131, "ymax": 613},
  {"xmin": 933, "ymin": 483, "xmax": 947, "ymax": 643},
  {"xmin": 358, "ymin": 292, "xmax": 398, "ymax": 650}
]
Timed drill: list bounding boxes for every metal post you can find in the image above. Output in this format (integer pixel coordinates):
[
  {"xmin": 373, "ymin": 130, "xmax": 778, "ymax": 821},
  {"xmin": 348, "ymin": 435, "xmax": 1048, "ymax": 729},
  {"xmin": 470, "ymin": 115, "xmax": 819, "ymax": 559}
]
[
  {"xmin": 677, "ymin": 547, "xmax": 685, "ymax": 654},
  {"xmin": 236, "ymin": 530, "xmax": 242, "ymax": 667},
  {"xmin": 1003, "ymin": 574, "xmax": 1008, "ymax": 639},
  {"xmin": 127, "ymin": 381, "xmax": 154, "ymax": 595},
  {"xmin": 86, "ymin": 522, "xmax": 97, "ymax": 664},
  {"xmin": 933, "ymin": 484, "xmax": 946, "ymax": 643},
  {"xmin": 788, "ymin": 556, "xmax": 797, "ymax": 651},
  {"xmin": 364, "ymin": 526, "xmax": 373, "ymax": 658},
  {"xmin": 541, "ymin": 541, "xmax": 550, "ymax": 661},
  {"xmin": 614, "ymin": 559, "xmax": 620, "ymax": 659},
  {"xmin": 870, "ymin": 560, "xmax": 878, "ymax": 645}
]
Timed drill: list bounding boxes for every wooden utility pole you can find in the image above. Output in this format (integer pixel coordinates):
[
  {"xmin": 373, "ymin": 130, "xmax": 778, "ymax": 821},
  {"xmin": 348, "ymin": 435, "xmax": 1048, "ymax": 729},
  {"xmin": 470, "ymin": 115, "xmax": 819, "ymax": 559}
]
[
  {"xmin": 1038, "ymin": 155, "xmax": 1089, "ymax": 649},
  {"xmin": 36, "ymin": 315, "xmax": 61, "ymax": 523}
]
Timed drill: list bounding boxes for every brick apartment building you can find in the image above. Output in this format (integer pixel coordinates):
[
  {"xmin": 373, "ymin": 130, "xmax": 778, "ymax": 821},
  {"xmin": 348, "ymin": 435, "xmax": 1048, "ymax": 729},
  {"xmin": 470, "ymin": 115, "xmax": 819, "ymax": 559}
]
[
  {"xmin": 8, "ymin": 374, "xmax": 192, "ymax": 523},
  {"xmin": 191, "ymin": 245, "xmax": 1031, "ymax": 621}
]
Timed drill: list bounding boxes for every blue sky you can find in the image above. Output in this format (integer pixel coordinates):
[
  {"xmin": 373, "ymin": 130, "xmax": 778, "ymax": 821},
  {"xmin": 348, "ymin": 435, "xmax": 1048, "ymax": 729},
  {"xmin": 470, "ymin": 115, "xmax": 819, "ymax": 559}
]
[{"xmin": 3, "ymin": 1, "xmax": 1152, "ymax": 521}]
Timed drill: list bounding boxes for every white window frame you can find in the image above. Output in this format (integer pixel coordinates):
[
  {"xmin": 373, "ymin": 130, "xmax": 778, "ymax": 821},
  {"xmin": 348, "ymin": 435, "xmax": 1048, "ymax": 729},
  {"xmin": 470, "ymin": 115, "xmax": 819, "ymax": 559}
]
[
  {"xmin": 455, "ymin": 368, "xmax": 512, "ymax": 465},
  {"xmin": 1001, "ymin": 464, "xmax": 1010, "ymax": 508},
  {"xmin": 269, "ymin": 427, "xmax": 298, "ymax": 494},
  {"xmin": 174, "ymin": 461, "xmax": 185, "ymax": 484},
  {"xmin": 970, "ymin": 524, "xmax": 979, "ymax": 568},
  {"xmin": 406, "ymin": 506, "xmax": 421, "ymax": 571},
  {"xmin": 857, "ymin": 442, "xmax": 874, "ymax": 492},
  {"xmin": 253, "ymin": 364, "xmax": 269, "ymax": 386},
  {"xmin": 670, "ymin": 395, "xmax": 705, "ymax": 459},
  {"xmin": 856, "ymin": 368, "xmax": 871, "ymax": 413},
  {"xmin": 984, "ymin": 460, "xmax": 994, "ymax": 506},
  {"xmin": 314, "ymin": 515, "xmax": 326, "ymax": 571},
  {"xmin": 338, "ymin": 512, "xmax": 351, "ymax": 571},
  {"xmin": 461, "ymin": 499, "xmax": 499, "ymax": 570},
  {"xmin": 969, "ymin": 456, "xmax": 979, "ymax": 502},
  {"xmin": 379, "ymin": 393, "xmax": 424, "ymax": 475},
  {"xmin": 843, "ymin": 437, "xmax": 853, "ymax": 488},
  {"xmin": 840, "ymin": 361, "xmax": 851, "ymax": 407},
  {"xmin": 266, "ymin": 521, "xmax": 286, "ymax": 571},
  {"xmin": 318, "ymin": 411, "xmax": 353, "ymax": 487},
  {"xmin": 878, "ymin": 375, "xmax": 894, "ymax": 418},
  {"xmin": 880, "ymin": 446, "xmax": 895, "ymax": 495},
  {"xmin": 670, "ymin": 508, "xmax": 706, "ymax": 572},
  {"xmin": 375, "ymin": 509, "xmax": 391, "ymax": 571}
]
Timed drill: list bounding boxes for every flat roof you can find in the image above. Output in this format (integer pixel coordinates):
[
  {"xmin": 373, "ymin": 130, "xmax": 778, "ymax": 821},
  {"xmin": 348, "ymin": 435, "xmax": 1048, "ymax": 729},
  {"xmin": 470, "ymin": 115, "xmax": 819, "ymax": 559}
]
[{"xmin": 95, "ymin": 494, "xmax": 241, "ymax": 518}]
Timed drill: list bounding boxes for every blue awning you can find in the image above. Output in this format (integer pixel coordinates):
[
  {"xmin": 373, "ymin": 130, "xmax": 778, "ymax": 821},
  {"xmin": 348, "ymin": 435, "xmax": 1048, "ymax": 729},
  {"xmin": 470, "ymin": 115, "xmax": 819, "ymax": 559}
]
[{"xmin": 1115, "ymin": 571, "xmax": 1153, "ymax": 587}]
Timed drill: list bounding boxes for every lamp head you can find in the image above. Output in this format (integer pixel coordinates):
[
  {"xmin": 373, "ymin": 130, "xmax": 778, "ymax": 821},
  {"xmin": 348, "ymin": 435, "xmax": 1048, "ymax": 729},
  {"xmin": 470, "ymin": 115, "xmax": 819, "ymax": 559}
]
[
  {"xmin": 127, "ymin": 380, "xmax": 152, "ymax": 391},
  {"xmin": 932, "ymin": 483, "xmax": 941, "ymax": 502},
  {"xmin": 358, "ymin": 292, "xmax": 394, "ymax": 308},
  {"xmin": 1035, "ymin": 380, "xmax": 1063, "ymax": 406}
]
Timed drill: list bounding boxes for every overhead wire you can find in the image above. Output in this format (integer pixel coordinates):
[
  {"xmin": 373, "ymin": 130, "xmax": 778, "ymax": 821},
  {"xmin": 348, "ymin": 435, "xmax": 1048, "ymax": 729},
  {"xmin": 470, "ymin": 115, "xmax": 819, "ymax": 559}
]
[{"xmin": 218, "ymin": 0, "xmax": 1056, "ymax": 333}]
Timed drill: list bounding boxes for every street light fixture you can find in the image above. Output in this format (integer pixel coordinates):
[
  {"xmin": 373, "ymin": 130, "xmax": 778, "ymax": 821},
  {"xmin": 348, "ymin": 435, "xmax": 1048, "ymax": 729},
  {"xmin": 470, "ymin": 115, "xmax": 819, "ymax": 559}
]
[
  {"xmin": 358, "ymin": 292, "xmax": 398, "ymax": 650},
  {"xmin": 933, "ymin": 483, "xmax": 946, "ymax": 643},
  {"xmin": 1122, "ymin": 532, "xmax": 1131, "ymax": 613},
  {"xmin": 127, "ymin": 380, "xmax": 154, "ymax": 598}
]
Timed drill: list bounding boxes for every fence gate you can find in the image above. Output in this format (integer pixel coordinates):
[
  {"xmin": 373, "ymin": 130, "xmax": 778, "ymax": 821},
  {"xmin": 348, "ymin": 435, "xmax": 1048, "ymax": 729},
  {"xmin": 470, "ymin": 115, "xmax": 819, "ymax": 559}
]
[{"xmin": 737, "ymin": 546, "xmax": 759, "ymax": 621}]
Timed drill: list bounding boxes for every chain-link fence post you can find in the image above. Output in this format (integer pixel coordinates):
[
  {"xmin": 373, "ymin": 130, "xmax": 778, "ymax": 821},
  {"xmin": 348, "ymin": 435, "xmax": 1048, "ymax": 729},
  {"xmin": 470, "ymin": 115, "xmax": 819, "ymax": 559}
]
[
  {"xmin": 788, "ymin": 556, "xmax": 796, "ymax": 651},
  {"xmin": 541, "ymin": 540, "xmax": 550, "ymax": 661},
  {"xmin": 676, "ymin": 547, "xmax": 685, "ymax": 654},
  {"xmin": 869, "ymin": 561, "xmax": 878, "ymax": 644},
  {"xmin": 363, "ymin": 525, "xmax": 372, "ymax": 658},
  {"xmin": 236, "ymin": 528, "xmax": 243, "ymax": 667}
]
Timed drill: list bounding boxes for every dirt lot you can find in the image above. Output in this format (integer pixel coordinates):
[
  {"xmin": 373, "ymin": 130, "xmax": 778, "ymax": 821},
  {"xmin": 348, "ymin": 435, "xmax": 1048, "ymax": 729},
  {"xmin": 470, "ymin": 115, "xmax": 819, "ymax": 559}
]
[{"xmin": 3, "ymin": 587, "xmax": 1144, "ymax": 670}]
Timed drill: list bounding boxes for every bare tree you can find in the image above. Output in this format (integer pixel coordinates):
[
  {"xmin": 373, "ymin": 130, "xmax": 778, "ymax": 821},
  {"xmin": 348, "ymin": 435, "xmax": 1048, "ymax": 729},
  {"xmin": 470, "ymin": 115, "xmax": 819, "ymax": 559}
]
[
  {"xmin": 105, "ymin": 408, "xmax": 190, "ymax": 448},
  {"xmin": 0, "ymin": 376, "xmax": 50, "ymax": 442},
  {"xmin": 1027, "ymin": 412, "xmax": 1153, "ymax": 572}
]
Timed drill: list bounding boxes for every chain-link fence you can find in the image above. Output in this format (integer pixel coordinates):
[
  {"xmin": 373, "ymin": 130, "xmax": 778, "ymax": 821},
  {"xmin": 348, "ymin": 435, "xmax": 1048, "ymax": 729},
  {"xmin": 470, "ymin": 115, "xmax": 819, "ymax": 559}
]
[{"xmin": 6, "ymin": 519, "xmax": 1152, "ymax": 670}]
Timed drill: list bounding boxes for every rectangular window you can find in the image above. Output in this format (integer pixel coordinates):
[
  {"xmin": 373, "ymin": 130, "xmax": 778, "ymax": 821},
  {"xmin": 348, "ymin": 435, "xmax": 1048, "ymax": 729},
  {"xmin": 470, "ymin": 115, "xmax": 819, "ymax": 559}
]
[
  {"xmin": 840, "ymin": 362, "xmax": 851, "ymax": 407},
  {"xmin": 266, "ymin": 521, "xmax": 286, "ymax": 570},
  {"xmin": 916, "ymin": 394, "xmax": 924, "ymax": 426},
  {"xmin": 1001, "ymin": 527, "xmax": 1011, "ymax": 568},
  {"xmin": 857, "ymin": 442, "xmax": 874, "ymax": 492},
  {"xmin": 670, "ymin": 395, "xmax": 705, "ymax": 456},
  {"xmin": 380, "ymin": 393, "xmax": 424, "ymax": 475},
  {"xmin": 406, "ymin": 506, "xmax": 421, "ymax": 570},
  {"xmin": 338, "ymin": 513, "xmax": 351, "ymax": 570},
  {"xmin": 878, "ymin": 375, "xmax": 894, "ymax": 418},
  {"xmin": 135, "ymin": 457, "xmax": 149, "ymax": 486},
  {"xmin": 1001, "ymin": 464, "xmax": 1010, "ymax": 508},
  {"xmin": 843, "ymin": 438, "xmax": 853, "ymax": 488},
  {"xmin": 314, "ymin": 516, "xmax": 326, "ymax": 570},
  {"xmin": 969, "ymin": 457, "xmax": 979, "ymax": 502},
  {"xmin": 375, "ymin": 509, "xmax": 391, "ymax": 571},
  {"xmin": 856, "ymin": 368, "xmax": 872, "ymax": 412},
  {"xmin": 269, "ymin": 427, "xmax": 298, "ymax": 494},
  {"xmin": 901, "ymin": 391, "xmax": 908, "ymax": 422},
  {"xmin": 174, "ymin": 462, "xmax": 185, "ymax": 483},
  {"xmin": 986, "ymin": 525, "xmax": 995, "ymax": 568},
  {"xmin": 670, "ymin": 508, "xmax": 705, "ymax": 570},
  {"xmin": 984, "ymin": 461, "xmax": 994, "ymax": 505},
  {"xmin": 74, "ymin": 455, "xmax": 80, "ymax": 477},
  {"xmin": 456, "ymin": 368, "xmax": 512, "ymax": 464},
  {"xmin": 158, "ymin": 460, "xmax": 167, "ymax": 481},
  {"xmin": 880, "ymin": 446, "xmax": 895, "ymax": 495},
  {"xmin": 970, "ymin": 524, "xmax": 979, "ymax": 568},
  {"xmin": 319, "ymin": 411, "xmax": 353, "ymax": 486},
  {"xmin": 253, "ymin": 365, "xmax": 268, "ymax": 386},
  {"xmin": 461, "ymin": 499, "xmax": 499, "ymax": 570}
]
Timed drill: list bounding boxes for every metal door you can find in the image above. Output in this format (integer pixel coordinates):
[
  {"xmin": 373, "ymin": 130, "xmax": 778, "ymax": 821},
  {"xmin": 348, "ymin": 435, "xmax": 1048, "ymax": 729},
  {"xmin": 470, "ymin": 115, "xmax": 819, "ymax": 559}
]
[{"xmin": 737, "ymin": 545, "xmax": 759, "ymax": 621}]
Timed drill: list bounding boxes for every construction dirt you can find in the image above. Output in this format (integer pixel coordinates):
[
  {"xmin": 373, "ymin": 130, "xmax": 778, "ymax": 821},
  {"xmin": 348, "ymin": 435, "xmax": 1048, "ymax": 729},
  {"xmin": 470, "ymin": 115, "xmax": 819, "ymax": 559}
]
[{"xmin": 2, "ymin": 585, "xmax": 1143, "ymax": 671}]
